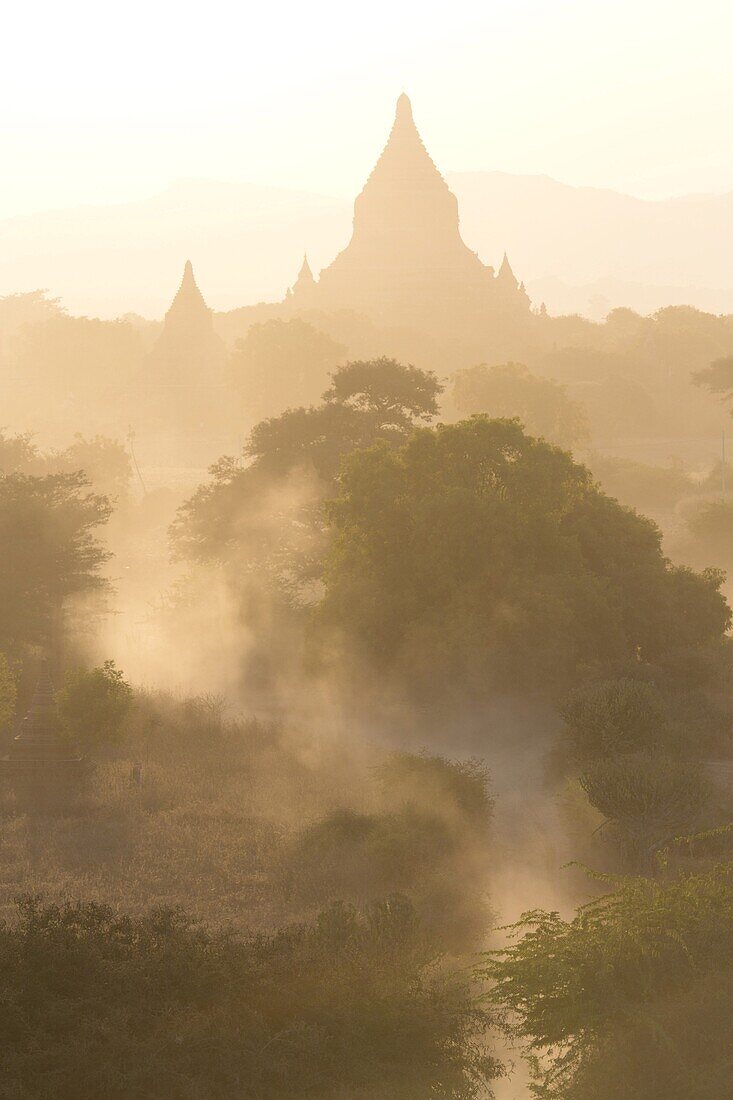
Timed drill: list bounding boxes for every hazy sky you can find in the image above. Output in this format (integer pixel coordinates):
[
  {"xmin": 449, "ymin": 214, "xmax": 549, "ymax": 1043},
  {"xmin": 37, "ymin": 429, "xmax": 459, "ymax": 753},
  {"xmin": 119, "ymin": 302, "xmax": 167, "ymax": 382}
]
[{"xmin": 3, "ymin": 0, "xmax": 732, "ymax": 219}]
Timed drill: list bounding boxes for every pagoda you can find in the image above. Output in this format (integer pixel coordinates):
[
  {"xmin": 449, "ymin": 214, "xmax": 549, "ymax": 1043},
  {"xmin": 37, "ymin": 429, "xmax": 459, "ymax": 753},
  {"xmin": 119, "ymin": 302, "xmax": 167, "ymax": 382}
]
[
  {"xmin": 1, "ymin": 660, "xmax": 87, "ymax": 808},
  {"xmin": 141, "ymin": 260, "xmax": 228, "ymax": 454},
  {"xmin": 151, "ymin": 260, "xmax": 225, "ymax": 383},
  {"xmin": 287, "ymin": 254, "xmax": 318, "ymax": 307},
  {"xmin": 300, "ymin": 94, "xmax": 530, "ymax": 337}
]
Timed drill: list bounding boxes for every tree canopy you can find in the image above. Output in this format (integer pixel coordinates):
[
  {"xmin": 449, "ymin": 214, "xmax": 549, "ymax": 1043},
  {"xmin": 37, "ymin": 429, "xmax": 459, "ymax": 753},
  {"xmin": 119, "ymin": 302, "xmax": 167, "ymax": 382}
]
[
  {"xmin": 452, "ymin": 362, "xmax": 589, "ymax": 449},
  {"xmin": 0, "ymin": 471, "xmax": 111, "ymax": 657},
  {"xmin": 171, "ymin": 358, "xmax": 443, "ymax": 570},
  {"xmin": 321, "ymin": 416, "xmax": 731, "ymax": 702},
  {"xmin": 230, "ymin": 318, "xmax": 347, "ymax": 424}
]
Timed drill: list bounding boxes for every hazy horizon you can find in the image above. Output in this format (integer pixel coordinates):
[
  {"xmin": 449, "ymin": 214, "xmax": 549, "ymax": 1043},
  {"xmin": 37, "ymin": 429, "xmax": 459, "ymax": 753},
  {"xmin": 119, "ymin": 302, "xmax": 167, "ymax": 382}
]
[{"xmin": 3, "ymin": 0, "xmax": 733, "ymax": 222}]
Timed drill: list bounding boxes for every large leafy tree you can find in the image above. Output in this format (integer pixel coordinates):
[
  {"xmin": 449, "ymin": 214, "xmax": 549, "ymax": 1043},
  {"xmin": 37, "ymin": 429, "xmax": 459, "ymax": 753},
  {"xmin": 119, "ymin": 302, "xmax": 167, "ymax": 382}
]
[
  {"xmin": 0, "ymin": 471, "xmax": 111, "ymax": 657},
  {"xmin": 321, "ymin": 416, "xmax": 730, "ymax": 702},
  {"xmin": 171, "ymin": 358, "xmax": 442, "ymax": 575}
]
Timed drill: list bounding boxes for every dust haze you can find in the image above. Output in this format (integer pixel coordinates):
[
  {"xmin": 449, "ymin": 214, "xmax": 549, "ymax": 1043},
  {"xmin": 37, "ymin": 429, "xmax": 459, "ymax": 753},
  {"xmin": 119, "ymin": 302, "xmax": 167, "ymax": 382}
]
[{"xmin": 1, "ymin": 20, "xmax": 733, "ymax": 1099}]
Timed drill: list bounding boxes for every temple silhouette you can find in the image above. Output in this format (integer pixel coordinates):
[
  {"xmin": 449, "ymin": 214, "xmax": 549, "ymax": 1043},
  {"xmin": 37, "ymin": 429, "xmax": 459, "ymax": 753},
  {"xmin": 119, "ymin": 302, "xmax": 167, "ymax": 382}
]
[
  {"xmin": 152, "ymin": 260, "xmax": 225, "ymax": 390},
  {"xmin": 142, "ymin": 94, "xmax": 537, "ymax": 451},
  {"xmin": 285, "ymin": 94, "xmax": 530, "ymax": 337}
]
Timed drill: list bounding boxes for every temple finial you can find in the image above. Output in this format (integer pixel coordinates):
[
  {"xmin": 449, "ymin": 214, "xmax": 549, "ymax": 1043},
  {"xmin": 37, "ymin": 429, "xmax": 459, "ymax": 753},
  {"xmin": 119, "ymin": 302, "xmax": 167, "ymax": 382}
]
[
  {"xmin": 497, "ymin": 252, "xmax": 517, "ymax": 285},
  {"xmin": 395, "ymin": 93, "xmax": 413, "ymax": 124}
]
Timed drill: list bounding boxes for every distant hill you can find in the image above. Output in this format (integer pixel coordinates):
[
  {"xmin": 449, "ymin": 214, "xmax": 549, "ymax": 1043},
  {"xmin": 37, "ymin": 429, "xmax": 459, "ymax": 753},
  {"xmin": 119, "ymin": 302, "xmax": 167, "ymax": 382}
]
[
  {"xmin": 1, "ymin": 174, "xmax": 732, "ymax": 319},
  {"xmin": 0, "ymin": 180, "xmax": 352, "ymax": 318}
]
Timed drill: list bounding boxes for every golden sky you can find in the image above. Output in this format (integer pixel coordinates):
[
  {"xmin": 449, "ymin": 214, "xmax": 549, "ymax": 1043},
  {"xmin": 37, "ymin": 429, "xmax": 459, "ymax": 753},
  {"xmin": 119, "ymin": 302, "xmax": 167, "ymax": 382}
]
[{"xmin": 3, "ymin": 0, "xmax": 732, "ymax": 218}]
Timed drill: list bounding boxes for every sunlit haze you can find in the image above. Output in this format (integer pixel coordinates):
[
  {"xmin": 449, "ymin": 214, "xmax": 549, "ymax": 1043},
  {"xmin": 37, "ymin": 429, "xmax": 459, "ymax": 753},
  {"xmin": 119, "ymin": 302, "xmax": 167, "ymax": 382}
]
[
  {"xmin": 3, "ymin": 7, "xmax": 733, "ymax": 1099},
  {"xmin": 3, "ymin": 0, "xmax": 733, "ymax": 220}
]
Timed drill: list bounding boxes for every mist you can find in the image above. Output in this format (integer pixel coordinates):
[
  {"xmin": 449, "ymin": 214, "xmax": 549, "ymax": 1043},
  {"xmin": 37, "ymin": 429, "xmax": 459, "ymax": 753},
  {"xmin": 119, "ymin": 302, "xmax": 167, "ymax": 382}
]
[{"xmin": 1, "ymin": 23, "xmax": 733, "ymax": 1098}]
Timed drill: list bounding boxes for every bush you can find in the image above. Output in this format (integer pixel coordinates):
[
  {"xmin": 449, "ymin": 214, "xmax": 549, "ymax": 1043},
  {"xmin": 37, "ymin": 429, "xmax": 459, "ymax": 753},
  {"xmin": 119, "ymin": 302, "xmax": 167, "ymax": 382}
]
[
  {"xmin": 57, "ymin": 661, "xmax": 133, "ymax": 752},
  {"xmin": 561, "ymin": 678, "xmax": 669, "ymax": 760},
  {"xmin": 377, "ymin": 752, "xmax": 493, "ymax": 829},
  {"xmin": 484, "ymin": 862, "xmax": 733, "ymax": 1099},
  {"xmin": 286, "ymin": 754, "xmax": 494, "ymax": 950},
  {"xmin": 579, "ymin": 754, "xmax": 711, "ymax": 868},
  {"xmin": 0, "ymin": 895, "xmax": 498, "ymax": 1099}
]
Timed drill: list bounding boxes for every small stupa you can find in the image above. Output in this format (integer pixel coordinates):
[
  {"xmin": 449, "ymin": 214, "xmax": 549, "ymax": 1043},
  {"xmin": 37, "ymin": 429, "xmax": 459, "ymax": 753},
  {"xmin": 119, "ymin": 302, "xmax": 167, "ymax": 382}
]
[
  {"xmin": 287, "ymin": 253, "xmax": 318, "ymax": 306},
  {"xmin": 0, "ymin": 660, "xmax": 87, "ymax": 807},
  {"xmin": 141, "ymin": 260, "xmax": 228, "ymax": 451}
]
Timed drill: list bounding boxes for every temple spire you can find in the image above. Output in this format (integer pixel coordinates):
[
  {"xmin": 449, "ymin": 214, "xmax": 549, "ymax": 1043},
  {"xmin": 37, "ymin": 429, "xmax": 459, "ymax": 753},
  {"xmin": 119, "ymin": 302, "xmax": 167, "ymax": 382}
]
[
  {"xmin": 497, "ymin": 252, "xmax": 518, "ymax": 287},
  {"xmin": 289, "ymin": 252, "xmax": 317, "ymax": 304},
  {"xmin": 165, "ymin": 259, "xmax": 211, "ymax": 324},
  {"xmin": 298, "ymin": 254, "xmax": 315, "ymax": 283},
  {"xmin": 394, "ymin": 93, "xmax": 414, "ymax": 127}
]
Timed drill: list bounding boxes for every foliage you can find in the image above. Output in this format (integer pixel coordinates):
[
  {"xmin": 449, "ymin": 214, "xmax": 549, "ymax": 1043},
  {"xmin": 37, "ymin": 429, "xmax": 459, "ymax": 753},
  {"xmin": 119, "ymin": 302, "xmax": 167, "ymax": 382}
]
[
  {"xmin": 560, "ymin": 678, "xmax": 670, "ymax": 760},
  {"xmin": 0, "ymin": 471, "xmax": 111, "ymax": 657},
  {"xmin": 683, "ymin": 496, "xmax": 733, "ymax": 569},
  {"xmin": 377, "ymin": 751, "xmax": 493, "ymax": 828},
  {"xmin": 589, "ymin": 454, "xmax": 694, "ymax": 517},
  {"xmin": 57, "ymin": 661, "xmax": 133, "ymax": 751},
  {"xmin": 230, "ymin": 318, "xmax": 346, "ymax": 424},
  {"xmin": 246, "ymin": 402, "xmax": 378, "ymax": 481},
  {"xmin": 286, "ymin": 752, "xmax": 494, "ymax": 950},
  {"xmin": 693, "ymin": 354, "xmax": 733, "ymax": 406},
  {"xmin": 322, "ymin": 417, "xmax": 731, "ymax": 702},
  {"xmin": 171, "ymin": 358, "xmax": 444, "ymax": 575},
  {"xmin": 483, "ymin": 863, "xmax": 733, "ymax": 1098},
  {"xmin": 0, "ymin": 894, "xmax": 498, "ymax": 1099},
  {"xmin": 0, "ymin": 429, "xmax": 46, "ymax": 475},
  {"xmin": 51, "ymin": 434, "xmax": 133, "ymax": 502},
  {"xmin": 324, "ymin": 356, "xmax": 441, "ymax": 430},
  {"xmin": 579, "ymin": 755, "xmax": 711, "ymax": 868},
  {"xmin": 452, "ymin": 362, "xmax": 589, "ymax": 449}
]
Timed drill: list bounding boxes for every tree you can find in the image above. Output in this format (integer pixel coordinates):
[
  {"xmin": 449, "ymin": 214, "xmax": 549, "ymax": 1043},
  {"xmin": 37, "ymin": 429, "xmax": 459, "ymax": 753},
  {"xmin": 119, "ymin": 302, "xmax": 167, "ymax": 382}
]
[
  {"xmin": 484, "ymin": 863, "xmax": 733, "ymax": 1099},
  {"xmin": 0, "ymin": 430, "xmax": 46, "ymax": 475},
  {"xmin": 324, "ymin": 356, "xmax": 441, "ymax": 430},
  {"xmin": 693, "ymin": 355, "xmax": 733, "ymax": 408},
  {"xmin": 682, "ymin": 497, "xmax": 733, "ymax": 570},
  {"xmin": 321, "ymin": 416, "xmax": 731, "ymax": 703},
  {"xmin": 57, "ymin": 661, "xmax": 133, "ymax": 751},
  {"xmin": 560, "ymin": 679, "xmax": 670, "ymax": 760},
  {"xmin": 52, "ymin": 434, "xmax": 133, "ymax": 502},
  {"xmin": 452, "ymin": 362, "xmax": 588, "ymax": 449},
  {"xmin": 230, "ymin": 318, "xmax": 346, "ymax": 425},
  {"xmin": 579, "ymin": 755, "xmax": 711, "ymax": 868},
  {"xmin": 171, "ymin": 358, "xmax": 444, "ymax": 570},
  {"xmin": 0, "ymin": 472, "xmax": 111, "ymax": 658}
]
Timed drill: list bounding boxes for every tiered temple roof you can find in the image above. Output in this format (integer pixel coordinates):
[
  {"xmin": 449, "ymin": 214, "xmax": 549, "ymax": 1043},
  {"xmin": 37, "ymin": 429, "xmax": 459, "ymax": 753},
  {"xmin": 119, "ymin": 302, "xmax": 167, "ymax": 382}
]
[{"xmin": 299, "ymin": 94, "xmax": 530, "ymax": 336}]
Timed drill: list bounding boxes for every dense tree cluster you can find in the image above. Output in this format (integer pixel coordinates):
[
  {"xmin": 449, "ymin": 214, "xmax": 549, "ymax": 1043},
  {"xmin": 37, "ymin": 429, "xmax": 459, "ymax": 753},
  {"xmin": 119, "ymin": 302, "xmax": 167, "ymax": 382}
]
[{"xmin": 322, "ymin": 415, "xmax": 730, "ymax": 703}]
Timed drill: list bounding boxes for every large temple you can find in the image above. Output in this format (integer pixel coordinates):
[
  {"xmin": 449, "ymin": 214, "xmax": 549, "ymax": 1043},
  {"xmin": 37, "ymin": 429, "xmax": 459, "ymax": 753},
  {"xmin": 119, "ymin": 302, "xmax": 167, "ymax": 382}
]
[
  {"xmin": 145, "ymin": 95, "xmax": 536, "ymax": 452},
  {"xmin": 285, "ymin": 94, "xmax": 530, "ymax": 338}
]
